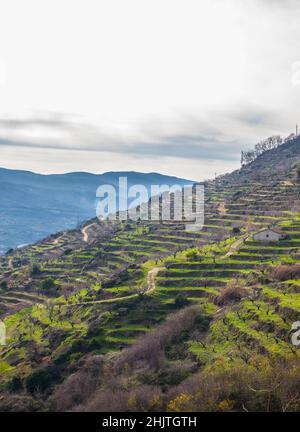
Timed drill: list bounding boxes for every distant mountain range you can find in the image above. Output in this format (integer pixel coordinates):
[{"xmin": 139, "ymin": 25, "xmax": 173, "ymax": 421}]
[{"xmin": 0, "ymin": 168, "xmax": 194, "ymax": 253}]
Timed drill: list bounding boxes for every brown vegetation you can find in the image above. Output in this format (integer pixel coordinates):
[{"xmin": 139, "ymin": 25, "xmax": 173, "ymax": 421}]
[
  {"xmin": 115, "ymin": 306, "xmax": 200, "ymax": 371},
  {"xmin": 215, "ymin": 284, "xmax": 249, "ymax": 306},
  {"xmin": 49, "ymin": 352, "xmax": 300, "ymax": 412},
  {"xmin": 166, "ymin": 359, "xmax": 300, "ymax": 412},
  {"xmin": 272, "ymin": 264, "xmax": 300, "ymax": 281},
  {"xmin": 50, "ymin": 356, "xmax": 104, "ymax": 411}
]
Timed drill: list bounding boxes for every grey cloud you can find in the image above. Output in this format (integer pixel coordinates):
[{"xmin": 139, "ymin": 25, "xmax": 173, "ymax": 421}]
[
  {"xmin": 0, "ymin": 105, "xmax": 282, "ymax": 164},
  {"xmin": 0, "ymin": 134, "xmax": 240, "ymax": 162},
  {"xmin": 233, "ymin": 110, "xmax": 271, "ymax": 126},
  {"xmin": 230, "ymin": 106, "xmax": 282, "ymax": 128},
  {"xmin": 139, "ymin": 135, "xmax": 240, "ymax": 161},
  {"xmin": 0, "ymin": 112, "xmax": 76, "ymax": 130}
]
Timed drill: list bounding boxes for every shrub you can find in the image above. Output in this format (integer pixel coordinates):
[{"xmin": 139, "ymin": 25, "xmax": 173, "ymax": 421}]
[
  {"xmin": 0, "ymin": 394, "xmax": 42, "ymax": 412},
  {"xmin": 30, "ymin": 264, "xmax": 41, "ymax": 276},
  {"xmin": 186, "ymin": 249, "xmax": 201, "ymax": 261},
  {"xmin": 194, "ymin": 314, "xmax": 212, "ymax": 332},
  {"xmin": 53, "ymin": 351, "xmax": 69, "ymax": 365},
  {"xmin": 232, "ymin": 190, "xmax": 242, "ymax": 201},
  {"xmin": 174, "ymin": 294, "xmax": 190, "ymax": 309},
  {"xmin": 84, "ymin": 385, "xmax": 163, "ymax": 412},
  {"xmin": 115, "ymin": 306, "xmax": 199, "ymax": 371},
  {"xmin": 0, "ymin": 280, "xmax": 7, "ymax": 289},
  {"xmin": 70, "ymin": 337, "xmax": 102, "ymax": 354},
  {"xmin": 272, "ymin": 264, "xmax": 300, "ymax": 281},
  {"xmin": 63, "ymin": 248, "xmax": 73, "ymax": 255},
  {"xmin": 50, "ymin": 356, "xmax": 103, "ymax": 411},
  {"xmin": 41, "ymin": 277, "xmax": 56, "ymax": 291},
  {"xmin": 25, "ymin": 365, "xmax": 61, "ymax": 395},
  {"xmin": 7, "ymin": 376, "xmax": 23, "ymax": 392},
  {"xmin": 166, "ymin": 359, "xmax": 300, "ymax": 412},
  {"xmin": 215, "ymin": 285, "xmax": 248, "ymax": 306}
]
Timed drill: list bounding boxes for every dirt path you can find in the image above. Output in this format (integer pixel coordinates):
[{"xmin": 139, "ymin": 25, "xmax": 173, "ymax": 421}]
[
  {"xmin": 221, "ymin": 235, "xmax": 248, "ymax": 259},
  {"xmin": 61, "ymin": 267, "xmax": 164, "ymax": 308},
  {"xmin": 53, "ymin": 233, "xmax": 66, "ymax": 245},
  {"xmin": 218, "ymin": 202, "xmax": 228, "ymax": 216},
  {"xmin": 147, "ymin": 267, "xmax": 163, "ymax": 293},
  {"xmin": 81, "ymin": 223, "xmax": 96, "ymax": 243}
]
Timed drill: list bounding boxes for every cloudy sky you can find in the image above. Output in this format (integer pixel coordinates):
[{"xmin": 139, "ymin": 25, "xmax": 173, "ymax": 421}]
[{"xmin": 0, "ymin": 0, "xmax": 300, "ymax": 180}]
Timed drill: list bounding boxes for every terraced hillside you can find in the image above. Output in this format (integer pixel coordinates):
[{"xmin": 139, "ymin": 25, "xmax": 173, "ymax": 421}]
[
  {"xmin": 1, "ymin": 136, "xmax": 300, "ymax": 411},
  {"xmin": 160, "ymin": 218, "xmax": 300, "ymax": 364}
]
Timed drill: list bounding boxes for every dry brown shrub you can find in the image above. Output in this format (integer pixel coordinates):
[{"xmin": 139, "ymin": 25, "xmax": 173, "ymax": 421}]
[
  {"xmin": 83, "ymin": 384, "xmax": 163, "ymax": 412},
  {"xmin": 166, "ymin": 359, "xmax": 300, "ymax": 412},
  {"xmin": 50, "ymin": 355, "xmax": 104, "ymax": 411},
  {"xmin": 0, "ymin": 394, "xmax": 43, "ymax": 412},
  {"xmin": 114, "ymin": 306, "xmax": 200, "ymax": 371},
  {"xmin": 272, "ymin": 264, "xmax": 300, "ymax": 281},
  {"xmin": 215, "ymin": 285, "xmax": 248, "ymax": 306}
]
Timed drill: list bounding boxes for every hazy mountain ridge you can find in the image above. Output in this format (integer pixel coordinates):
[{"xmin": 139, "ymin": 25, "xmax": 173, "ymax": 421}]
[{"xmin": 0, "ymin": 169, "xmax": 193, "ymax": 253}]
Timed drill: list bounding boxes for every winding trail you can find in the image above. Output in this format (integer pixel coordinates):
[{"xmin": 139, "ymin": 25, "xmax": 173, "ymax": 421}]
[
  {"xmin": 221, "ymin": 235, "xmax": 248, "ymax": 259},
  {"xmin": 62, "ymin": 267, "xmax": 164, "ymax": 308},
  {"xmin": 147, "ymin": 267, "xmax": 163, "ymax": 293},
  {"xmin": 81, "ymin": 223, "xmax": 96, "ymax": 243},
  {"xmin": 217, "ymin": 202, "xmax": 228, "ymax": 216},
  {"xmin": 7, "ymin": 257, "xmax": 13, "ymax": 269},
  {"xmin": 53, "ymin": 232, "xmax": 66, "ymax": 245}
]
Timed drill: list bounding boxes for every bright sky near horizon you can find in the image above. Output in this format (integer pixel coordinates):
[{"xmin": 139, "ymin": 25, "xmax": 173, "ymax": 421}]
[{"xmin": 0, "ymin": 0, "xmax": 300, "ymax": 180}]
